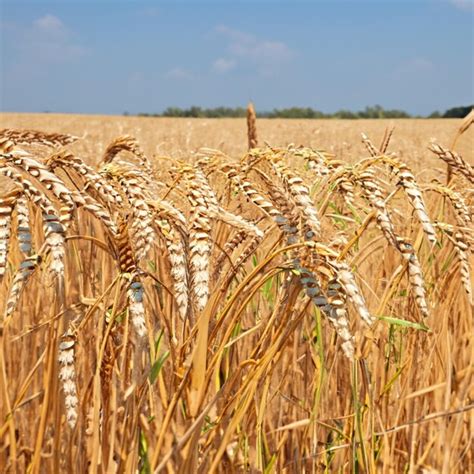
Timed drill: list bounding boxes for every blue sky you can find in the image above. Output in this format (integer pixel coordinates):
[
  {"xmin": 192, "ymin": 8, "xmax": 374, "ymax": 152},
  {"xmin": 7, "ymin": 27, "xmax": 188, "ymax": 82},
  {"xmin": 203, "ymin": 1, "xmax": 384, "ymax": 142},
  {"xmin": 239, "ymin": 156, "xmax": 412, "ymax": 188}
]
[{"xmin": 1, "ymin": 0, "xmax": 473, "ymax": 115}]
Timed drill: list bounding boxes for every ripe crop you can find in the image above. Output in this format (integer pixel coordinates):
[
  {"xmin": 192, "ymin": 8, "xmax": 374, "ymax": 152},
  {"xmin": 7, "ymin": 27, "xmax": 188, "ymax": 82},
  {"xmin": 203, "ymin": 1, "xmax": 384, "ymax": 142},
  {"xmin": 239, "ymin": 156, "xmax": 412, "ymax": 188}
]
[{"xmin": 0, "ymin": 114, "xmax": 472, "ymax": 472}]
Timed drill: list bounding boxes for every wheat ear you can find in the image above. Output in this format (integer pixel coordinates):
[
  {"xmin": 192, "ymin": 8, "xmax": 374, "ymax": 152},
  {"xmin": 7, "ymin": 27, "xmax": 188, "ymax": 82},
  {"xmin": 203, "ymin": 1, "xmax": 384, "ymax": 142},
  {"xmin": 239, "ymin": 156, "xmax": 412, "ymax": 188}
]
[
  {"xmin": 59, "ymin": 328, "xmax": 79, "ymax": 427},
  {"xmin": 429, "ymin": 143, "xmax": 474, "ymax": 184},
  {"xmin": 116, "ymin": 216, "xmax": 147, "ymax": 338},
  {"xmin": 0, "ymin": 128, "xmax": 79, "ymax": 147},
  {"xmin": 154, "ymin": 216, "xmax": 189, "ymax": 320},
  {"xmin": 388, "ymin": 158, "xmax": 437, "ymax": 245},
  {"xmin": 102, "ymin": 135, "xmax": 154, "ymax": 175},
  {"xmin": 181, "ymin": 166, "xmax": 212, "ymax": 312},
  {"xmin": 0, "ymin": 166, "xmax": 66, "ymax": 277},
  {"xmin": 5, "ymin": 151, "xmax": 76, "ymax": 229},
  {"xmin": 261, "ymin": 148, "xmax": 321, "ymax": 238},
  {"xmin": 355, "ymin": 168, "xmax": 398, "ymax": 247},
  {"xmin": 247, "ymin": 102, "xmax": 258, "ymax": 150},
  {"xmin": 47, "ymin": 150, "xmax": 124, "ymax": 207},
  {"xmin": 0, "ymin": 190, "xmax": 19, "ymax": 279},
  {"xmin": 101, "ymin": 164, "xmax": 155, "ymax": 261},
  {"xmin": 397, "ymin": 238, "xmax": 429, "ymax": 318},
  {"xmin": 15, "ymin": 196, "xmax": 33, "ymax": 257}
]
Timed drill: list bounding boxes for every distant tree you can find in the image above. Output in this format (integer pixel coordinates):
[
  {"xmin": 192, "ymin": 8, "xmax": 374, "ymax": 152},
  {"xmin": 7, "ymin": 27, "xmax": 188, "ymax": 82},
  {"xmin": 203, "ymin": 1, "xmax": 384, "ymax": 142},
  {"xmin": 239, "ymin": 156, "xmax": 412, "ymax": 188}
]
[
  {"xmin": 186, "ymin": 106, "xmax": 203, "ymax": 118},
  {"xmin": 162, "ymin": 107, "xmax": 185, "ymax": 117},
  {"xmin": 357, "ymin": 105, "xmax": 410, "ymax": 119},
  {"xmin": 136, "ymin": 105, "xmax": 414, "ymax": 119},
  {"xmin": 442, "ymin": 105, "xmax": 474, "ymax": 118},
  {"xmin": 359, "ymin": 105, "xmax": 384, "ymax": 119},
  {"xmin": 428, "ymin": 111, "xmax": 441, "ymax": 118},
  {"xmin": 334, "ymin": 109, "xmax": 357, "ymax": 119},
  {"xmin": 266, "ymin": 107, "xmax": 326, "ymax": 119},
  {"xmin": 384, "ymin": 109, "xmax": 410, "ymax": 118}
]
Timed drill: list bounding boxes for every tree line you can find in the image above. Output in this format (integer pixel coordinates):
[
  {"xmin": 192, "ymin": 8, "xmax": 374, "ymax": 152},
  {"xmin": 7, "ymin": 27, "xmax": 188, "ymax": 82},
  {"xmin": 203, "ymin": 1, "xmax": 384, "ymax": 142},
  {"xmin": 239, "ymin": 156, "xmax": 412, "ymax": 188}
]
[{"xmin": 131, "ymin": 104, "xmax": 473, "ymax": 119}]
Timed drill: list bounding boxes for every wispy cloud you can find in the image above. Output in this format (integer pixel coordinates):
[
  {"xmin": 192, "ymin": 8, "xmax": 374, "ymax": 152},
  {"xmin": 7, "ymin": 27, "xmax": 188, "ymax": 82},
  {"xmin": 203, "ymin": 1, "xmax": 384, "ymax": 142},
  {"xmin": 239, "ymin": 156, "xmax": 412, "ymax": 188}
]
[
  {"xmin": 13, "ymin": 14, "xmax": 86, "ymax": 64},
  {"xmin": 165, "ymin": 67, "xmax": 193, "ymax": 80},
  {"xmin": 136, "ymin": 6, "xmax": 160, "ymax": 17},
  {"xmin": 450, "ymin": 0, "xmax": 473, "ymax": 11},
  {"xmin": 394, "ymin": 57, "xmax": 435, "ymax": 82},
  {"xmin": 213, "ymin": 25, "xmax": 294, "ymax": 75},
  {"xmin": 405, "ymin": 57, "xmax": 434, "ymax": 72},
  {"xmin": 212, "ymin": 58, "xmax": 236, "ymax": 73},
  {"xmin": 33, "ymin": 14, "xmax": 66, "ymax": 35}
]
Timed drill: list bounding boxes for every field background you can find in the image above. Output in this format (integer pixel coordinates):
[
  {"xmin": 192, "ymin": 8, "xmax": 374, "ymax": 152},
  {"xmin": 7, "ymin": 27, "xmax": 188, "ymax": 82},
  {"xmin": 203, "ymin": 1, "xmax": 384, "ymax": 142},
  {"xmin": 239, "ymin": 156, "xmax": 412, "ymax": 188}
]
[
  {"xmin": 0, "ymin": 114, "xmax": 472, "ymax": 473},
  {"xmin": 2, "ymin": 113, "xmax": 472, "ymax": 167}
]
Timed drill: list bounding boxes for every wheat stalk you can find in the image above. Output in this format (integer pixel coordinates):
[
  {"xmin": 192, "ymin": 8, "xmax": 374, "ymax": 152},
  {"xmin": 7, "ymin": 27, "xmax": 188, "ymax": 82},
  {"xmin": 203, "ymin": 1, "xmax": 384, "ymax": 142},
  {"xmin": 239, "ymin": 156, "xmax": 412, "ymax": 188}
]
[{"xmin": 247, "ymin": 102, "xmax": 258, "ymax": 150}]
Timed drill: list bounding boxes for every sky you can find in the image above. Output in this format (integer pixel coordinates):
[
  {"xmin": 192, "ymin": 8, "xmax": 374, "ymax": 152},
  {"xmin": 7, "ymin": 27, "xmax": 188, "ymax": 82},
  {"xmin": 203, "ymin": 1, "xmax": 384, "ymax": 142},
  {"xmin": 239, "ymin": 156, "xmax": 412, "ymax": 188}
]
[{"xmin": 0, "ymin": 0, "xmax": 473, "ymax": 116}]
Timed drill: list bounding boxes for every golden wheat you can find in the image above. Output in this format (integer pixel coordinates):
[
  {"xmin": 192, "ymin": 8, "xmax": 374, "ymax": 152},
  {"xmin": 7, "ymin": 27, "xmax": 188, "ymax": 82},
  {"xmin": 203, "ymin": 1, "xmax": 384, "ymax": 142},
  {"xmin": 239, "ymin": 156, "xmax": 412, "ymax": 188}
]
[{"xmin": 1, "ymin": 118, "xmax": 472, "ymax": 473}]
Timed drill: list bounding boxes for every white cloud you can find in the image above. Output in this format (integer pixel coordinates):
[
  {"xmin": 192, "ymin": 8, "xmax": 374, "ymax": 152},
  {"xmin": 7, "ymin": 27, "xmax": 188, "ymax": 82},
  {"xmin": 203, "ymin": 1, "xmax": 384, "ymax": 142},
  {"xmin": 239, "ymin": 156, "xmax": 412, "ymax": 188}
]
[
  {"xmin": 212, "ymin": 58, "xmax": 236, "ymax": 73},
  {"xmin": 450, "ymin": 0, "xmax": 473, "ymax": 11},
  {"xmin": 13, "ymin": 14, "xmax": 87, "ymax": 63},
  {"xmin": 33, "ymin": 14, "xmax": 66, "ymax": 36},
  {"xmin": 215, "ymin": 25, "xmax": 294, "ymax": 75},
  {"xmin": 165, "ymin": 67, "xmax": 193, "ymax": 80}
]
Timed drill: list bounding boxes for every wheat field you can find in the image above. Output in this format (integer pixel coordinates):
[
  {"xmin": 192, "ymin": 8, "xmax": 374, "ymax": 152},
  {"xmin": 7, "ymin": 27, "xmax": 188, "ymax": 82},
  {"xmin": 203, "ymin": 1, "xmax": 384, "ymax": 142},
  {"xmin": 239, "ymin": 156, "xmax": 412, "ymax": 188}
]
[{"xmin": 0, "ymin": 112, "xmax": 473, "ymax": 473}]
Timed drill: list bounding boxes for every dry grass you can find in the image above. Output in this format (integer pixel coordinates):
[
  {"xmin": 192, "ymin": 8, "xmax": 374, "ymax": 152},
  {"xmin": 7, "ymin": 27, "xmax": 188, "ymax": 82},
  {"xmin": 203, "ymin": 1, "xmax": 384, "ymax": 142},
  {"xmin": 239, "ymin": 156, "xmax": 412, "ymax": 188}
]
[{"xmin": 0, "ymin": 113, "xmax": 473, "ymax": 473}]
